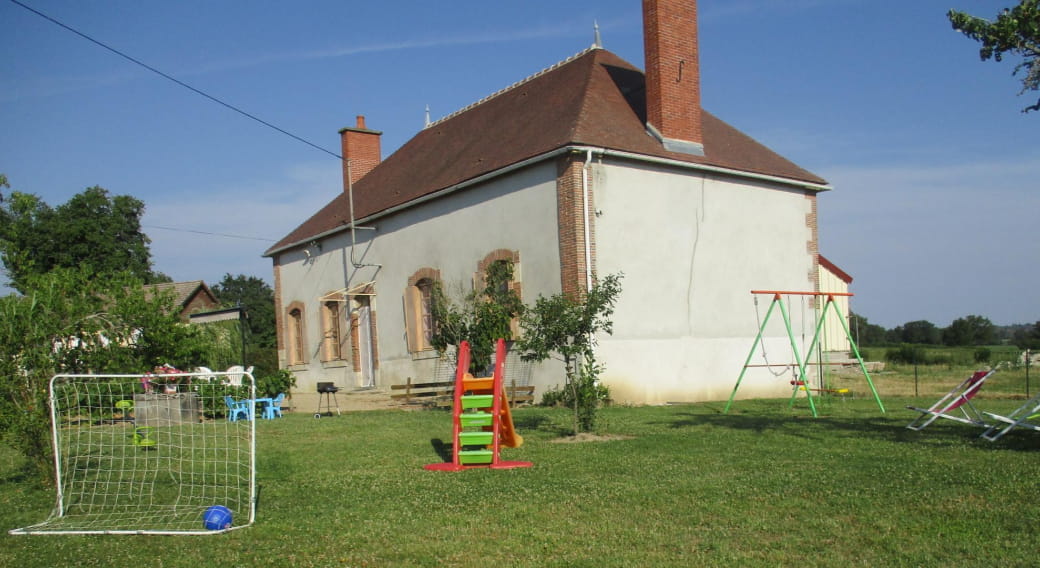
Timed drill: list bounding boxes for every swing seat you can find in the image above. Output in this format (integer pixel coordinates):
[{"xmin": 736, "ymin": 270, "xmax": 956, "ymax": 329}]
[{"xmin": 906, "ymin": 370, "xmax": 995, "ymax": 431}]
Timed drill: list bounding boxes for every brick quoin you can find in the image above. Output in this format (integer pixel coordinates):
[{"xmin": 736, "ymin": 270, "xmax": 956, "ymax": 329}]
[
  {"xmin": 643, "ymin": 0, "xmax": 702, "ymax": 146},
  {"xmin": 556, "ymin": 154, "xmax": 595, "ymax": 297},
  {"xmin": 340, "ymin": 115, "xmax": 382, "ymax": 190},
  {"xmin": 272, "ymin": 259, "xmax": 285, "ymax": 360},
  {"xmin": 805, "ymin": 193, "xmax": 820, "ymax": 291}
]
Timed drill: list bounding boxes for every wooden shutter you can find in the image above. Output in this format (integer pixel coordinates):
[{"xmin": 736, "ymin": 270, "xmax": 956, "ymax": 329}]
[{"xmin": 403, "ymin": 286, "xmax": 421, "ymax": 353}]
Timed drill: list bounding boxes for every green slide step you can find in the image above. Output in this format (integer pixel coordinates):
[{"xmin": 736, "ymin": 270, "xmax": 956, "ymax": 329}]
[
  {"xmin": 461, "ymin": 395, "xmax": 494, "ymax": 409},
  {"xmin": 460, "ymin": 412, "xmax": 493, "ymax": 428},
  {"xmin": 459, "ymin": 449, "xmax": 494, "ymax": 464},
  {"xmin": 458, "ymin": 431, "xmax": 494, "ymax": 446}
]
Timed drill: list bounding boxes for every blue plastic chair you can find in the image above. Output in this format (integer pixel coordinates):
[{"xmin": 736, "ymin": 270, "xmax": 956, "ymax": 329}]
[
  {"xmin": 224, "ymin": 395, "xmax": 251, "ymax": 422},
  {"xmin": 263, "ymin": 393, "xmax": 285, "ymax": 420}
]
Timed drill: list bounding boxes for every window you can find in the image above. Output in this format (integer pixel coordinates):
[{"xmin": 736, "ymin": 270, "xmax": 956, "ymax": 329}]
[
  {"xmin": 476, "ymin": 250, "xmax": 522, "ymax": 338},
  {"xmin": 286, "ymin": 302, "xmax": 307, "ymax": 366},
  {"xmin": 405, "ymin": 268, "xmax": 441, "ymax": 353},
  {"xmin": 321, "ymin": 299, "xmax": 345, "ymax": 361},
  {"xmin": 418, "ymin": 279, "xmax": 435, "ymax": 346}
]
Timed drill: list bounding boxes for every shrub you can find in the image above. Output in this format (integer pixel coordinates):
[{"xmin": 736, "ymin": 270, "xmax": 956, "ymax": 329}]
[
  {"xmin": 539, "ymin": 358, "xmax": 611, "ymax": 431},
  {"xmin": 256, "ymin": 368, "xmax": 296, "ymax": 399}
]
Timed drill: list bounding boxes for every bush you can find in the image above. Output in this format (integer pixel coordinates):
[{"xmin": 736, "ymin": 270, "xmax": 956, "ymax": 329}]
[
  {"xmin": 974, "ymin": 347, "xmax": 991, "ymax": 364},
  {"xmin": 884, "ymin": 344, "xmax": 951, "ymax": 366},
  {"xmin": 256, "ymin": 368, "xmax": 296, "ymax": 399}
]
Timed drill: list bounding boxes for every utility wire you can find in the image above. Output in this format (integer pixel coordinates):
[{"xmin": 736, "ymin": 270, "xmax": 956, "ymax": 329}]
[
  {"xmin": 144, "ymin": 225, "xmax": 276, "ymax": 242},
  {"xmin": 7, "ymin": 0, "xmax": 343, "ymax": 161}
]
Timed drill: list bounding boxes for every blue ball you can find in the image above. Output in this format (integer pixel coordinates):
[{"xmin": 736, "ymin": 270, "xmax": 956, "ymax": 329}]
[{"xmin": 203, "ymin": 505, "xmax": 233, "ymax": 530}]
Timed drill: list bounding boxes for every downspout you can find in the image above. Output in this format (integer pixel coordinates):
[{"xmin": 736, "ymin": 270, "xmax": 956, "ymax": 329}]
[
  {"xmin": 581, "ymin": 149, "xmax": 596, "ymax": 369},
  {"xmin": 581, "ymin": 149, "xmax": 594, "ymax": 292}
]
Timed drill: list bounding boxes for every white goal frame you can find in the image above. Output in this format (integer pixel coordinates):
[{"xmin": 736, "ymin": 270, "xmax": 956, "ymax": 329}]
[{"xmin": 10, "ymin": 372, "xmax": 256, "ymax": 535}]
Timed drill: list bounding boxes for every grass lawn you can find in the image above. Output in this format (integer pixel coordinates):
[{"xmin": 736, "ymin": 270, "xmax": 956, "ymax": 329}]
[{"xmin": 2, "ymin": 370, "xmax": 1039, "ymax": 567}]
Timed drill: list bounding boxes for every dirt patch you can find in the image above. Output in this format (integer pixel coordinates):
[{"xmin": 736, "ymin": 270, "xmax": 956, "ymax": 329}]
[{"xmin": 549, "ymin": 433, "xmax": 634, "ymax": 444}]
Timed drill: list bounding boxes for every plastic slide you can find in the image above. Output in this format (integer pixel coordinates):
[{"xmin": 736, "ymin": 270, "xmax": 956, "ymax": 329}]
[
  {"xmin": 461, "ymin": 375, "xmax": 522, "ymax": 448},
  {"xmin": 497, "ymin": 392, "xmax": 523, "ymax": 448}
]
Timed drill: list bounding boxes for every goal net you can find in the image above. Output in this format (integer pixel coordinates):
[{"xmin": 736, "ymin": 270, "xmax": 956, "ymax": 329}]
[{"xmin": 10, "ymin": 372, "xmax": 256, "ymax": 535}]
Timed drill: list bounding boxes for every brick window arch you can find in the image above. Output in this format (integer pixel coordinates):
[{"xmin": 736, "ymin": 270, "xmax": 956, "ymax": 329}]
[
  {"xmin": 320, "ymin": 294, "xmax": 346, "ymax": 362},
  {"xmin": 475, "ymin": 250, "xmax": 522, "ymax": 337},
  {"xmin": 285, "ymin": 301, "xmax": 307, "ymax": 366},
  {"xmin": 404, "ymin": 268, "xmax": 441, "ymax": 353}
]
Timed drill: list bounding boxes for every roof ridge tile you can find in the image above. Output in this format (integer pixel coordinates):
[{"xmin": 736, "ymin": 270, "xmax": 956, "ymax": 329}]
[{"xmin": 426, "ymin": 46, "xmax": 599, "ymax": 129}]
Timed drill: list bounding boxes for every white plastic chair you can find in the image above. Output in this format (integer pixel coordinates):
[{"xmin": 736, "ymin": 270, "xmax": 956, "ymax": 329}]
[
  {"xmin": 224, "ymin": 365, "xmax": 244, "ymax": 386},
  {"xmin": 193, "ymin": 366, "xmax": 216, "ymax": 383}
]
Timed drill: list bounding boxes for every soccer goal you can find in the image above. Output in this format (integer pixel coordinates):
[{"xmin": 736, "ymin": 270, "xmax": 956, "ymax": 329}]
[{"xmin": 10, "ymin": 371, "xmax": 256, "ymax": 535}]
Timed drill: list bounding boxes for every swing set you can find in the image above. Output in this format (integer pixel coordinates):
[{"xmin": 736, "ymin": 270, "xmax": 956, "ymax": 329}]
[{"xmin": 723, "ymin": 290, "xmax": 885, "ymax": 417}]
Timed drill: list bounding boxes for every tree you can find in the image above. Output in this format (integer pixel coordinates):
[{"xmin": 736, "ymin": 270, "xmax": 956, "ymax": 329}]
[
  {"xmin": 890, "ymin": 316, "xmax": 940, "ymax": 343},
  {"xmin": 0, "ymin": 266, "xmax": 208, "ymax": 483},
  {"xmin": 942, "ymin": 314, "xmax": 997, "ymax": 346},
  {"xmin": 519, "ymin": 274, "xmax": 623, "ymax": 435},
  {"xmin": 0, "ymin": 184, "xmax": 167, "ymax": 293},
  {"xmin": 1012, "ymin": 321, "xmax": 1040, "ymax": 350},
  {"xmin": 211, "ymin": 274, "xmax": 276, "ymax": 349},
  {"xmin": 849, "ymin": 311, "xmax": 887, "ymax": 346},
  {"xmin": 211, "ymin": 273, "xmax": 278, "ymax": 379},
  {"xmin": 430, "ymin": 260, "xmax": 524, "ymax": 372},
  {"xmin": 949, "ymin": 1, "xmax": 1040, "ymax": 113}
]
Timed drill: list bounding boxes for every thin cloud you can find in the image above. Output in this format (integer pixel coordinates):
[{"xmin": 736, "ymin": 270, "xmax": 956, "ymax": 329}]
[
  {"xmin": 183, "ymin": 22, "xmax": 588, "ymax": 76},
  {"xmin": 144, "ymin": 161, "xmax": 340, "ymax": 285},
  {"xmin": 818, "ymin": 153, "xmax": 1040, "ymax": 327}
]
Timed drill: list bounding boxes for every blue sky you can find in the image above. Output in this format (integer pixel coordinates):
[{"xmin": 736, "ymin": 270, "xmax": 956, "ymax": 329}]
[{"xmin": 2, "ymin": 0, "xmax": 1037, "ymax": 329}]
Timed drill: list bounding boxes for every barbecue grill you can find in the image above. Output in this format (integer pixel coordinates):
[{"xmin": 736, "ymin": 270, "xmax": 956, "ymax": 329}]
[{"xmin": 315, "ymin": 382, "xmax": 341, "ymax": 418}]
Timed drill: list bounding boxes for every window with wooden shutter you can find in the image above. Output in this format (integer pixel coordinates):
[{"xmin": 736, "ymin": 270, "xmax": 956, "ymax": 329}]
[
  {"xmin": 404, "ymin": 284, "xmax": 422, "ymax": 353},
  {"xmin": 321, "ymin": 300, "xmax": 344, "ymax": 361}
]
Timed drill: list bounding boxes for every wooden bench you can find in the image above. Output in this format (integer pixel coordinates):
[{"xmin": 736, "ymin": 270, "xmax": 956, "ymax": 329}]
[{"xmin": 390, "ymin": 377, "xmax": 535, "ymax": 408}]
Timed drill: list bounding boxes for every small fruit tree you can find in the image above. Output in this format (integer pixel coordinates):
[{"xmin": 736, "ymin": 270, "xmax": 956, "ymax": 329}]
[{"xmin": 519, "ymin": 274, "xmax": 623, "ymax": 434}]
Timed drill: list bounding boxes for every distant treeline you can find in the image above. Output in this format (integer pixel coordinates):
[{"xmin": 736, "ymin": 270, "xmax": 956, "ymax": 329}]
[{"xmin": 851, "ymin": 312, "xmax": 1040, "ymax": 351}]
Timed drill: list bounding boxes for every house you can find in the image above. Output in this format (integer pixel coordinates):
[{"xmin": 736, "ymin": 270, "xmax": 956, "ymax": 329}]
[
  {"xmin": 817, "ymin": 255, "xmax": 854, "ymax": 355},
  {"xmin": 265, "ymin": 0, "xmax": 840, "ymax": 404},
  {"xmin": 142, "ymin": 280, "xmax": 220, "ymax": 322}
]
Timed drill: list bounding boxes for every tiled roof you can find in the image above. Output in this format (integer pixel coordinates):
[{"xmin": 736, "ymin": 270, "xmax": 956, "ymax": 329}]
[
  {"xmin": 267, "ymin": 48, "xmax": 828, "ymax": 255},
  {"xmin": 143, "ymin": 280, "xmax": 212, "ymax": 308}
]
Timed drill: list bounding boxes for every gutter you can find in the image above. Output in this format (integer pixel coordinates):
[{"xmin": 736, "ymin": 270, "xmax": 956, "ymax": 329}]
[{"xmin": 264, "ymin": 145, "xmax": 832, "ymax": 257}]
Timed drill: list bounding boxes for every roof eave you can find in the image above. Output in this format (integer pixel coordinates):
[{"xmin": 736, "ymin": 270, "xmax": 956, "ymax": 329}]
[{"xmin": 263, "ymin": 144, "xmax": 831, "ymax": 258}]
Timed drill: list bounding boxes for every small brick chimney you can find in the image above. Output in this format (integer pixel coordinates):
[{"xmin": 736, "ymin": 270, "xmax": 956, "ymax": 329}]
[
  {"xmin": 643, "ymin": 0, "xmax": 704, "ymax": 156},
  {"xmin": 339, "ymin": 115, "xmax": 382, "ymax": 191}
]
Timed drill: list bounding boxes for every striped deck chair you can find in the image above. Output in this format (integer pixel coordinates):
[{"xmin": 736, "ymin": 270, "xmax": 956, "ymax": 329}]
[
  {"xmin": 906, "ymin": 370, "xmax": 995, "ymax": 431},
  {"xmin": 980, "ymin": 392, "xmax": 1040, "ymax": 441}
]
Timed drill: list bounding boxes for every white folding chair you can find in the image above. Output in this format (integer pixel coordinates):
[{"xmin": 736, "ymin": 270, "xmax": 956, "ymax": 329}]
[
  {"xmin": 906, "ymin": 370, "xmax": 995, "ymax": 431},
  {"xmin": 981, "ymin": 393, "xmax": 1040, "ymax": 441}
]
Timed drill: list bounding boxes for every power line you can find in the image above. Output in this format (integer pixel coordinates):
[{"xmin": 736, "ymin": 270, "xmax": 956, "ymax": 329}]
[
  {"xmin": 144, "ymin": 225, "xmax": 276, "ymax": 242},
  {"xmin": 7, "ymin": 0, "xmax": 343, "ymax": 161}
]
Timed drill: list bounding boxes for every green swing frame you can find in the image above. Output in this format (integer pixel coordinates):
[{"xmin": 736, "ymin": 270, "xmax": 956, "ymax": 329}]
[{"xmin": 724, "ymin": 290, "xmax": 885, "ymax": 417}]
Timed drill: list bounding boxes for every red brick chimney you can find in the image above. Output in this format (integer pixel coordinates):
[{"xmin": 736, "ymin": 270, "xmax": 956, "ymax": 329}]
[
  {"xmin": 643, "ymin": 0, "xmax": 704, "ymax": 156},
  {"xmin": 339, "ymin": 115, "xmax": 382, "ymax": 191}
]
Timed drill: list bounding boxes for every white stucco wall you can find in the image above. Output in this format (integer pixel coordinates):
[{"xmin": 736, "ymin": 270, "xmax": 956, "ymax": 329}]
[
  {"xmin": 817, "ymin": 266, "xmax": 852, "ymax": 353},
  {"xmin": 590, "ymin": 160, "xmax": 817, "ymax": 404},
  {"xmin": 275, "ymin": 162, "xmax": 567, "ymax": 393}
]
